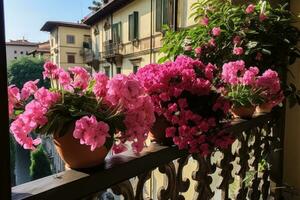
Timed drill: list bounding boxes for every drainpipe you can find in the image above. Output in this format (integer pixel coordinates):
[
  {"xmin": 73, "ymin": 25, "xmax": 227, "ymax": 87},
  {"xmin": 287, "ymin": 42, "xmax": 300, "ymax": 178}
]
[{"xmin": 150, "ymin": 0, "xmax": 153, "ymax": 63}]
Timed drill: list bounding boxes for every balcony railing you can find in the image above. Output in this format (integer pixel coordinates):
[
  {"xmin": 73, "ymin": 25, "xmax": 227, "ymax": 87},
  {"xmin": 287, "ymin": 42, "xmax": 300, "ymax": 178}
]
[
  {"xmin": 11, "ymin": 112, "xmax": 283, "ymax": 200},
  {"xmin": 103, "ymin": 40, "xmax": 122, "ymax": 59}
]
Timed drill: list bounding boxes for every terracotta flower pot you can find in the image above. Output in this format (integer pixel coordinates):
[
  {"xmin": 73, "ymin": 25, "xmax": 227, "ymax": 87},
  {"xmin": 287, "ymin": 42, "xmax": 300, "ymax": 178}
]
[
  {"xmin": 54, "ymin": 125, "xmax": 110, "ymax": 169},
  {"xmin": 149, "ymin": 115, "xmax": 173, "ymax": 146},
  {"xmin": 256, "ymin": 103, "xmax": 273, "ymax": 113},
  {"xmin": 231, "ymin": 105, "xmax": 255, "ymax": 119}
]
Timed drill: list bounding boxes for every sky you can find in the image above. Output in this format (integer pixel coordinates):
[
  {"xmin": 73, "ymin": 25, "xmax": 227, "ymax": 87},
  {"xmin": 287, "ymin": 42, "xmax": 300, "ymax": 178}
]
[{"xmin": 4, "ymin": 0, "xmax": 93, "ymax": 42}]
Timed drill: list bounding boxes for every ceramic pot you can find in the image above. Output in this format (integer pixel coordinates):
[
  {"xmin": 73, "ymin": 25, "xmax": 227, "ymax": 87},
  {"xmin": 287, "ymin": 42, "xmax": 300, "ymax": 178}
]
[
  {"xmin": 256, "ymin": 103, "xmax": 273, "ymax": 113},
  {"xmin": 231, "ymin": 105, "xmax": 255, "ymax": 119},
  {"xmin": 149, "ymin": 115, "xmax": 173, "ymax": 146},
  {"xmin": 54, "ymin": 125, "xmax": 110, "ymax": 169}
]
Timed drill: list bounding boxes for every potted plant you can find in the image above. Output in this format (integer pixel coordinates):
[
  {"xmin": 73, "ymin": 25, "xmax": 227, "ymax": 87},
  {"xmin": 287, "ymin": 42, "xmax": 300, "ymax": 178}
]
[
  {"xmin": 160, "ymin": 1, "xmax": 300, "ymax": 105},
  {"xmin": 221, "ymin": 60, "xmax": 283, "ymax": 118},
  {"xmin": 137, "ymin": 56, "xmax": 233, "ymax": 156},
  {"xmin": 8, "ymin": 62, "xmax": 155, "ymax": 169}
]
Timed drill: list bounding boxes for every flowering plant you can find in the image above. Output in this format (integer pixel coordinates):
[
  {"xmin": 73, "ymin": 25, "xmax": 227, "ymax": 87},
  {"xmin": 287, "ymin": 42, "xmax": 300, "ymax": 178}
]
[
  {"xmin": 137, "ymin": 56, "xmax": 233, "ymax": 156},
  {"xmin": 160, "ymin": 0, "xmax": 300, "ymax": 105},
  {"xmin": 8, "ymin": 62, "xmax": 155, "ymax": 153},
  {"xmin": 221, "ymin": 60, "xmax": 283, "ymax": 108}
]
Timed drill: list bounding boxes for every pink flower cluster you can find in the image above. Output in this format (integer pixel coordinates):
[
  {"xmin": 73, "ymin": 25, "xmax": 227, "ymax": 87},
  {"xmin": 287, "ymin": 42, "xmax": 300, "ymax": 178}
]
[
  {"xmin": 9, "ymin": 61, "xmax": 155, "ymax": 154},
  {"xmin": 73, "ymin": 116, "xmax": 110, "ymax": 151},
  {"xmin": 42, "ymin": 62, "xmax": 91, "ymax": 91},
  {"xmin": 106, "ymin": 74, "xmax": 155, "ymax": 153},
  {"xmin": 137, "ymin": 56, "xmax": 232, "ymax": 156},
  {"xmin": 257, "ymin": 69, "xmax": 284, "ymax": 106},
  {"xmin": 221, "ymin": 60, "xmax": 283, "ymax": 106},
  {"xmin": 9, "ymin": 85, "xmax": 60, "ymax": 149}
]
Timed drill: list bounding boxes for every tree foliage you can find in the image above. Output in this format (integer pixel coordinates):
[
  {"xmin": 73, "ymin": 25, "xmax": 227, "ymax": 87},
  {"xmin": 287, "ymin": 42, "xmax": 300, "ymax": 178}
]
[
  {"xmin": 29, "ymin": 146, "xmax": 52, "ymax": 180},
  {"xmin": 8, "ymin": 57, "xmax": 49, "ymax": 88},
  {"xmin": 88, "ymin": 0, "xmax": 103, "ymax": 12}
]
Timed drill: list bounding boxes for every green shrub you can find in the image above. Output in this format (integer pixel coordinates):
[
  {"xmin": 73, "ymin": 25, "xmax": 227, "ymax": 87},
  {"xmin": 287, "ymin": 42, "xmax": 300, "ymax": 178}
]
[
  {"xmin": 29, "ymin": 146, "xmax": 52, "ymax": 180},
  {"xmin": 8, "ymin": 56, "xmax": 49, "ymax": 88}
]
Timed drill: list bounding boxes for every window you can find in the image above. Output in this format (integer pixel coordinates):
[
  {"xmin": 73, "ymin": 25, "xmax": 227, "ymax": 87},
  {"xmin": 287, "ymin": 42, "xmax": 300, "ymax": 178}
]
[
  {"xmin": 67, "ymin": 54, "xmax": 75, "ymax": 63},
  {"xmin": 156, "ymin": 0, "xmax": 175, "ymax": 32},
  {"xmin": 14, "ymin": 50, "xmax": 17, "ymax": 54},
  {"xmin": 112, "ymin": 22, "xmax": 122, "ymax": 43},
  {"xmin": 133, "ymin": 65, "xmax": 139, "ymax": 74},
  {"xmin": 104, "ymin": 66, "xmax": 110, "ymax": 77},
  {"xmin": 66, "ymin": 35, "xmax": 75, "ymax": 44},
  {"xmin": 129, "ymin": 12, "xmax": 139, "ymax": 41},
  {"xmin": 116, "ymin": 67, "xmax": 122, "ymax": 74},
  {"xmin": 20, "ymin": 51, "xmax": 23, "ymax": 55}
]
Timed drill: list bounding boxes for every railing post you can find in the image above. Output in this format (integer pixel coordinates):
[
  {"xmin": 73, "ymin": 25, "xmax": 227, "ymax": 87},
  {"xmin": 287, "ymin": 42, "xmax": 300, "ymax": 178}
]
[{"xmin": 0, "ymin": 0, "xmax": 12, "ymax": 199}]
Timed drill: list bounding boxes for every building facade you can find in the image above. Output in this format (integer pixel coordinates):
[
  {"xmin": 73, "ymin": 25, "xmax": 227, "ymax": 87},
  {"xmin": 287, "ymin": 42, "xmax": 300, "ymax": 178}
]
[
  {"xmin": 83, "ymin": 0, "xmax": 197, "ymax": 77},
  {"xmin": 41, "ymin": 21, "xmax": 91, "ymax": 69},
  {"xmin": 6, "ymin": 39, "xmax": 37, "ymax": 64}
]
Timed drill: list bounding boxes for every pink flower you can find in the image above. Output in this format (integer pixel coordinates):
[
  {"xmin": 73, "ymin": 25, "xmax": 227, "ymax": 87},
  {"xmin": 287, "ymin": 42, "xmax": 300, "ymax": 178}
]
[
  {"xmin": 34, "ymin": 87, "xmax": 60, "ymax": 109},
  {"xmin": 56, "ymin": 68, "xmax": 72, "ymax": 90},
  {"xmin": 73, "ymin": 115, "xmax": 110, "ymax": 151},
  {"xmin": 233, "ymin": 36, "xmax": 241, "ymax": 45},
  {"xmin": 209, "ymin": 38, "xmax": 216, "ymax": 47},
  {"xmin": 200, "ymin": 16, "xmax": 209, "ymax": 26},
  {"xmin": 222, "ymin": 60, "xmax": 245, "ymax": 84},
  {"xmin": 43, "ymin": 62, "xmax": 58, "ymax": 79},
  {"xmin": 106, "ymin": 75, "xmax": 144, "ymax": 109},
  {"xmin": 259, "ymin": 13, "xmax": 268, "ymax": 22},
  {"xmin": 233, "ymin": 47, "xmax": 244, "ymax": 55},
  {"xmin": 212, "ymin": 27, "xmax": 221, "ymax": 37},
  {"xmin": 112, "ymin": 143, "xmax": 128, "ymax": 154},
  {"xmin": 195, "ymin": 47, "xmax": 202, "ymax": 55},
  {"xmin": 205, "ymin": 63, "xmax": 217, "ymax": 81},
  {"xmin": 69, "ymin": 66, "xmax": 90, "ymax": 90},
  {"xmin": 257, "ymin": 69, "xmax": 281, "ymax": 95},
  {"xmin": 166, "ymin": 127, "xmax": 176, "ymax": 137},
  {"xmin": 242, "ymin": 67, "xmax": 259, "ymax": 85},
  {"xmin": 21, "ymin": 79, "xmax": 39, "ymax": 100},
  {"xmin": 8, "ymin": 85, "xmax": 21, "ymax": 116},
  {"xmin": 245, "ymin": 4, "xmax": 255, "ymax": 14},
  {"xmin": 93, "ymin": 73, "xmax": 108, "ymax": 98},
  {"xmin": 10, "ymin": 100, "xmax": 47, "ymax": 149}
]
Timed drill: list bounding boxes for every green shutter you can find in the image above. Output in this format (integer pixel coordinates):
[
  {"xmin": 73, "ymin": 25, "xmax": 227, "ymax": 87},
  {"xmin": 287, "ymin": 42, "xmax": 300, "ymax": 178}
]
[
  {"xmin": 112, "ymin": 23, "xmax": 118, "ymax": 43},
  {"xmin": 129, "ymin": 14, "xmax": 134, "ymax": 41},
  {"xmin": 156, "ymin": 0, "xmax": 162, "ymax": 32},
  {"xmin": 133, "ymin": 11, "xmax": 139, "ymax": 40},
  {"xmin": 162, "ymin": 0, "xmax": 168, "ymax": 25},
  {"xmin": 112, "ymin": 22, "xmax": 122, "ymax": 43}
]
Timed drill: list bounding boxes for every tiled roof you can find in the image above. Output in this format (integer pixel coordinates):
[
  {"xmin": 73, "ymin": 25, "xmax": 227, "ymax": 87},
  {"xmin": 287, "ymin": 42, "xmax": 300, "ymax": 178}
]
[
  {"xmin": 41, "ymin": 21, "xmax": 90, "ymax": 32},
  {"xmin": 6, "ymin": 39, "xmax": 37, "ymax": 46},
  {"xmin": 83, "ymin": 0, "xmax": 134, "ymax": 26},
  {"xmin": 28, "ymin": 41, "xmax": 50, "ymax": 55}
]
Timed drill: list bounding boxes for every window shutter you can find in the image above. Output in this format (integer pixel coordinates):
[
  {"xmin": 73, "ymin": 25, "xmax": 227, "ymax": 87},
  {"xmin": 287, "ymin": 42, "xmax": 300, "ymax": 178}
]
[
  {"xmin": 112, "ymin": 23, "xmax": 118, "ymax": 43},
  {"xmin": 162, "ymin": 0, "xmax": 168, "ymax": 25},
  {"xmin": 156, "ymin": 0, "xmax": 162, "ymax": 32},
  {"xmin": 133, "ymin": 11, "xmax": 139, "ymax": 40},
  {"xmin": 129, "ymin": 14, "xmax": 134, "ymax": 41}
]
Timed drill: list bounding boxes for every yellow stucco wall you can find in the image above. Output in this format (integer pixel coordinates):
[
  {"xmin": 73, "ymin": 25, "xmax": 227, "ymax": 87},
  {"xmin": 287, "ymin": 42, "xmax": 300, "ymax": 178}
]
[
  {"xmin": 49, "ymin": 26, "xmax": 90, "ymax": 69},
  {"xmin": 284, "ymin": 0, "xmax": 300, "ymax": 189}
]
